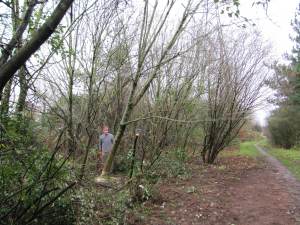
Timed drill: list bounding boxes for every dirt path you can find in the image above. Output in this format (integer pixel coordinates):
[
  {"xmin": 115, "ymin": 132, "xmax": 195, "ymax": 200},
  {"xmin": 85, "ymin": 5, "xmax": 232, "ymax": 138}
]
[
  {"xmin": 143, "ymin": 147, "xmax": 300, "ymax": 225},
  {"xmin": 256, "ymin": 145, "xmax": 300, "ymax": 202}
]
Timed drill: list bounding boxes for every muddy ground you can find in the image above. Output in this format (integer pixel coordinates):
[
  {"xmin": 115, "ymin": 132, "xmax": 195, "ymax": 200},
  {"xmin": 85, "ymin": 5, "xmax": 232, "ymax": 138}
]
[{"xmin": 140, "ymin": 147, "xmax": 300, "ymax": 225}]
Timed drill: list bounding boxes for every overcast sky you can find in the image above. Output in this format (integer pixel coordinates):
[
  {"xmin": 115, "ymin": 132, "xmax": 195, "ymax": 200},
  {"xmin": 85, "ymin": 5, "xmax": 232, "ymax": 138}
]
[
  {"xmin": 239, "ymin": 0, "xmax": 299, "ymax": 125},
  {"xmin": 241, "ymin": 0, "xmax": 298, "ymax": 58}
]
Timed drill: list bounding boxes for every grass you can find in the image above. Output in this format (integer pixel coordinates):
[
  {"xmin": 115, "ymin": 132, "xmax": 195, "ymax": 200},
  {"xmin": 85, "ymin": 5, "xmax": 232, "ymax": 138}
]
[
  {"xmin": 256, "ymin": 138, "xmax": 300, "ymax": 180},
  {"xmin": 238, "ymin": 141, "xmax": 260, "ymax": 157},
  {"xmin": 267, "ymin": 146, "xmax": 300, "ymax": 180},
  {"xmin": 222, "ymin": 141, "xmax": 260, "ymax": 158},
  {"xmin": 222, "ymin": 137, "xmax": 300, "ymax": 181},
  {"xmin": 256, "ymin": 138, "xmax": 269, "ymax": 148}
]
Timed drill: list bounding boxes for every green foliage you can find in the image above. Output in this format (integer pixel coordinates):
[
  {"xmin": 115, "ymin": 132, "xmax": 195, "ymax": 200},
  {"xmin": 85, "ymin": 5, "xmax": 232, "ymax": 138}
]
[
  {"xmin": 238, "ymin": 141, "xmax": 260, "ymax": 158},
  {"xmin": 148, "ymin": 148, "xmax": 190, "ymax": 180},
  {"xmin": 257, "ymin": 138, "xmax": 269, "ymax": 148},
  {"xmin": 268, "ymin": 107, "xmax": 300, "ymax": 149},
  {"xmin": 112, "ymin": 151, "xmax": 131, "ymax": 174},
  {"xmin": 268, "ymin": 146, "xmax": 300, "ymax": 180},
  {"xmin": 267, "ymin": 4, "xmax": 300, "ymax": 149},
  {"xmin": 173, "ymin": 147, "xmax": 188, "ymax": 162},
  {"xmin": 222, "ymin": 141, "xmax": 260, "ymax": 158},
  {"xmin": 289, "ymin": 3, "xmax": 300, "ymax": 69},
  {"xmin": 290, "ymin": 76, "xmax": 300, "ymax": 105},
  {"xmin": 2, "ymin": 114, "xmax": 40, "ymax": 147},
  {"xmin": 67, "ymin": 183, "xmax": 138, "ymax": 225},
  {"xmin": 46, "ymin": 24, "xmax": 69, "ymax": 58},
  {"xmin": 92, "ymin": 188, "xmax": 135, "ymax": 225},
  {"xmin": 0, "ymin": 116, "xmax": 75, "ymax": 225}
]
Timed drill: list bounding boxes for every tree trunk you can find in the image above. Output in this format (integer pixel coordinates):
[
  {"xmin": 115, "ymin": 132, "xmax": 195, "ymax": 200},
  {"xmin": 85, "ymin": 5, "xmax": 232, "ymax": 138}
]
[
  {"xmin": 201, "ymin": 145, "xmax": 217, "ymax": 164},
  {"xmin": 101, "ymin": 111, "xmax": 131, "ymax": 176},
  {"xmin": 16, "ymin": 66, "xmax": 28, "ymax": 113},
  {"xmin": 67, "ymin": 5, "xmax": 75, "ymax": 155},
  {"xmin": 1, "ymin": 79, "xmax": 13, "ymax": 116},
  {"xmin": 101, "ymin": 83, "xmax": 137, "ymax": 176},
  {"xmin": 0, "ymin": 0, "xmax": 20, "ymax": 113},
  {"xmin": 129, "ymin": 134, "xmax": 139, "ymax": 178},
  {"xmin": 0, "ymin": 0, "xmax": 74, "ymax": 98}
]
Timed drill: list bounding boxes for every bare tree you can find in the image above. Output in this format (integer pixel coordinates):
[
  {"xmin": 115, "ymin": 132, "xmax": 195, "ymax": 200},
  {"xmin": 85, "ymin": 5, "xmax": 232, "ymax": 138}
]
[
  {"xmin": 199, "ymin": 30, "xmax": 269, "ymax": 163},
  {"xmin": 36, "ymin": 0, "xmax": 126, "ymax": 178},
  {"xmin": 101, "ymin": 0, "xmax": 202, "ymax": 176}
]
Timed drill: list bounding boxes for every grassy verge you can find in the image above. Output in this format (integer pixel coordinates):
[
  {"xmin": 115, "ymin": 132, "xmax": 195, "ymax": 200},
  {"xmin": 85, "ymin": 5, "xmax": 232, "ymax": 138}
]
[
  {"xmin": 256, "ymin": 138, "xmax": 269, "ymax": 149},
  {"xmin": 238, "ymin": 141, "xmax": 260, "ymax": 157},
  {"xmin": 222, "ymin": 141, "xmax": 260, "ymax": 158},
  {"xmin": 261, "ymin": 141, "xmax": 300, "ymax": 180}
]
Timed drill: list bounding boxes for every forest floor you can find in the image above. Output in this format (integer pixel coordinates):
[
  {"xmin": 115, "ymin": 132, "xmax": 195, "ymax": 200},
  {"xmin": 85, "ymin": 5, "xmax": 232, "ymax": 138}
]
[{"xmin": 139, "ymin": 145, "xmax": 300, "ymax": 225}]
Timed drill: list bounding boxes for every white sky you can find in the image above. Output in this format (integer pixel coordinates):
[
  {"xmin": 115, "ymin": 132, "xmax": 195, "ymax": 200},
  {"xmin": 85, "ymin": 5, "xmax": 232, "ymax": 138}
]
[
  {"xmin": 239, "ymin": 0, "xmax": 299, "ymax": 126},
  {"xmin": 241, "ymin": 0, "xmax": 298, "ymax": 58},
  {"xmin": 140, "ymin": 0, "xmax": 299, "ymax": 126},
  {"xmin": 3, "ymin": 0, "xmax": 294, "ymax": 126}
]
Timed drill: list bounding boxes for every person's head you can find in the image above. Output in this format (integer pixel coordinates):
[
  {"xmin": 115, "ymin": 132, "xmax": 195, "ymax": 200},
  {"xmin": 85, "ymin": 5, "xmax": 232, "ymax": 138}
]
[{"xmin": 102, "ymin": 125, "xmax": 109, "ymax": 135}]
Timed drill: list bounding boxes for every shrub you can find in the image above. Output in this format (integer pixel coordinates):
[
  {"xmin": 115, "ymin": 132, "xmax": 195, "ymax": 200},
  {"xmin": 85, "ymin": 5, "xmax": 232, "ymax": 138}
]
[
  {"xmin": 268, "ymin": 107, "xmax": 300, "ymax": 149},
  {"xmin": 0, "ymin": 116, "xmax": 75, "ymax": 225},
  {"xmin": 147, "ymin": 148, "xmax": 190, "ymax": 180}
]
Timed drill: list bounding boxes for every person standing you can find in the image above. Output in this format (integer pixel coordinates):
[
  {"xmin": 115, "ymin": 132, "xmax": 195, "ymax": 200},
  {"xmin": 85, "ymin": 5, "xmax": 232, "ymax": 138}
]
[{"xmin": 99, "ymin": 125, "xmax": 114, "ymax": 172}]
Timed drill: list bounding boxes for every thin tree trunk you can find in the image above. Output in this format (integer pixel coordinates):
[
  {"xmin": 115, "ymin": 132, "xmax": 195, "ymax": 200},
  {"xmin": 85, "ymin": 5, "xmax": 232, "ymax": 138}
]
[
  {"xmin": 79, "ymin": 43, "xmax": 97, "ymax": 179},
  {"xmin": 129, "ymin": 134, "xmax": 139, "ymax": 178},
  {"xmin": 0, "ymin": 0, "xmax": 74, "ymax": 99},
  {"xmin": 0, "ymin": 0, "xmax": 20, "ymax": 114},
  {"xmin": 101, "ymin": 0, "xmax": 198, "ymax": 176},
  {"xmin": 101, "ymin": 82, "xmax": 137, "ymax": 176},
  {"xmin": 0, "ymin": 0, "xmax": 33, "ymax": 67},
  {"xmin": 16, "ymin": 66, "xmax": 28, "ymax": 113},
  {"xmin": 67, "ymin": 5, "xmax": 75, "ymax": 155},
  {"xmin": 1, "ymin": 79, "xmax": 13, "ymax": 116},
  {"xmin": 79, "ymin": 134, "xmax": 93, "ymax": 181}
]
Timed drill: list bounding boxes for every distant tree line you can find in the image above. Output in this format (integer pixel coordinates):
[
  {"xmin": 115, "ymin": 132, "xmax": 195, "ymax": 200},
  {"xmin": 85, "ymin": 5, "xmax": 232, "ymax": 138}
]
[{"xmin": 267, "ymin": 3, "xmax": 300, "ymax": 149}]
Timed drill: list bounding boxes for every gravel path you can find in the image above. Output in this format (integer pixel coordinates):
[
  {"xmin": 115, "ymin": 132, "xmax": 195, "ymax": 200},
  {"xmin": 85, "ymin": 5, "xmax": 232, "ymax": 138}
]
[{"xmin": 255, "ymin": 145, "xmax": 300, "ymax": 224}]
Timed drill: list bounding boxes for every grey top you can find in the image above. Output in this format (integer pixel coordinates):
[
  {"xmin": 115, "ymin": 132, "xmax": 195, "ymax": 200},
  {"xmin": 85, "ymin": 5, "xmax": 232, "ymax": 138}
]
[{"xmin": 99, "ymin": 133, "xmax": 114, "ymax": 153}]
